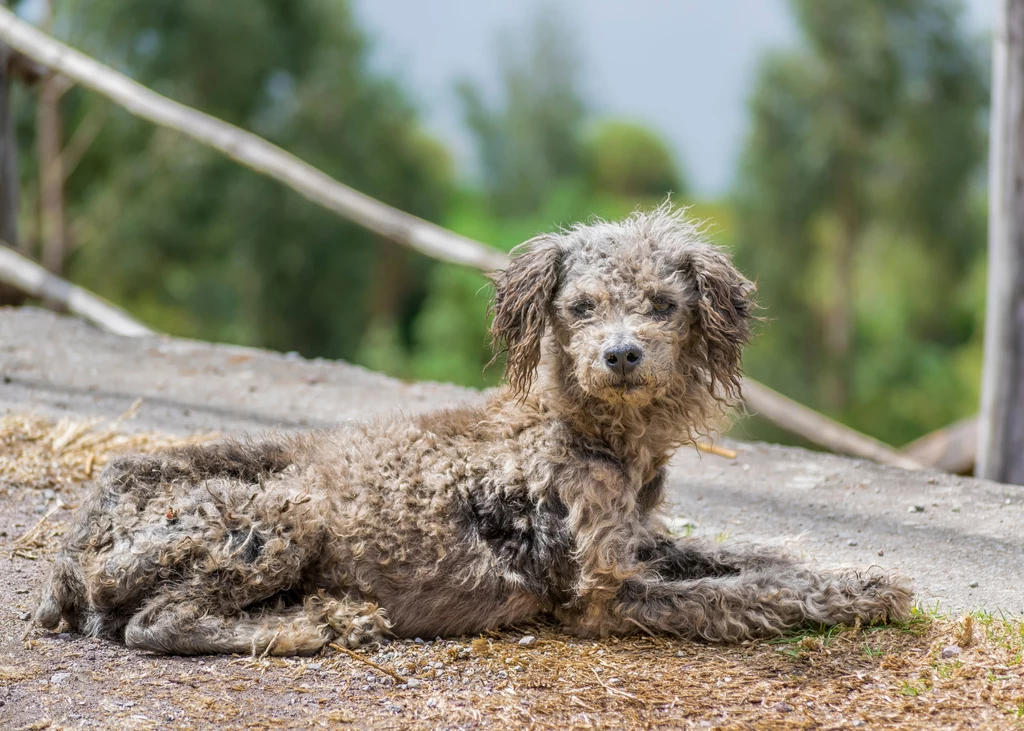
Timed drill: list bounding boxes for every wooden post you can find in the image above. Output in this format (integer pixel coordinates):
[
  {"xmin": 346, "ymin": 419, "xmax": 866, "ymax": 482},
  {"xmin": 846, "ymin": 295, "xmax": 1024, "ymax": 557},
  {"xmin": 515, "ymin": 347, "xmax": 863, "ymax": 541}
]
[
  {"xmin": 0, "ymin": 46, "xmax": 17, "ymax": 248},
  {"xmin": 36, "ymin": 0, "xmax": 65, "ymax": 275},
  {"xmin": 0, "ymin": 40, "xmax": 23, "ymax": 306},
  {"xmin": 978, "ymin": 0, "xmax": 1024, "ymax": 484}
]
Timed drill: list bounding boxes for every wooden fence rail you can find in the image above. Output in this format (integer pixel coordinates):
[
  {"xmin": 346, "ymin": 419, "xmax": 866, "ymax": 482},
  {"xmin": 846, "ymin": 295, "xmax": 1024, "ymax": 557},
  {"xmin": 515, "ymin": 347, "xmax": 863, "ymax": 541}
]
[
  {"xmin": 0, "ymin": 8, "xmax": 926, "ymax": 470},
  {"xmin": 0, "ymin": 243, "xmax": 153, "ymax": 336}
]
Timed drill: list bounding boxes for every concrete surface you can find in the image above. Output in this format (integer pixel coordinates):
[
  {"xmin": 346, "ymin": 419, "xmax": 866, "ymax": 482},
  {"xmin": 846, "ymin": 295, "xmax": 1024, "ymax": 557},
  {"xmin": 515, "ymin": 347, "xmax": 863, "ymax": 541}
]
[{"xmin": 2, "ymin": 307, "xmax": 1021, "ymax": 615}]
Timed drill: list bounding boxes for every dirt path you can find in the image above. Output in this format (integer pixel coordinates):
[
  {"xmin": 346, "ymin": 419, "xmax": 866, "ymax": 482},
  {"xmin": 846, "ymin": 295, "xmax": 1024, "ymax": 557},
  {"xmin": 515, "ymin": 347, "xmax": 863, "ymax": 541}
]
[{"xmin": 1, "ymin": 309, "xmax": 1022, "ymax": 729}]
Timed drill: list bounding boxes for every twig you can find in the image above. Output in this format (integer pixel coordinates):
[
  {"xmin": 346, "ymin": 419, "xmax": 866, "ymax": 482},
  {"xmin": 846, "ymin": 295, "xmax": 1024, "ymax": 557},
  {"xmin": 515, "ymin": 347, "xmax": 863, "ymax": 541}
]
[
  {"xmin": 697, "ymin": 442, "xmax": 737, "ymax": 460},
  {"xmin": 329, "ymin": 642, "xmax": 406, "ymax": 684},
  {"xmin": 13, "ymin": 499, "xmax": 64, "ymax": 549},
  {"xmin": 258, "ymin": 626, "xmax": 284, "ymax": 660},
  {"xmin": 591, "ymin": 668, "xmax": 645, "ymax": 705}
]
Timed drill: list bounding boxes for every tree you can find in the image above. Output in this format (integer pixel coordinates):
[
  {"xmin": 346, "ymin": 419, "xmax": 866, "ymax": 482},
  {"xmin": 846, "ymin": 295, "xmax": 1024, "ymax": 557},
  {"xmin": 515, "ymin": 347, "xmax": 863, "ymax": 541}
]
[
  {"xmin": 734, "ymin": 0, "xmax": 988, "ymax": 445},
  {"xmin": 587, "ymin": 121, "xmax": 686, "ymax": 200},
  {"xmin": 41, "ymin": 0, "xmax": 452, "ymax": 359},
  {"xmin": 457, "ymin": 7, "xmax": 587, "ymax": 217}
]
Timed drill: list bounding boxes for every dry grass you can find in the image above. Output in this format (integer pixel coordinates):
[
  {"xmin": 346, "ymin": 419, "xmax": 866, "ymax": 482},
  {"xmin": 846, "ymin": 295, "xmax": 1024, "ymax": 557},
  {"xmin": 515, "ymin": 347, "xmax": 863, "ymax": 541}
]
[
  {"xmin": 0, "ymin": 402, "xmax": 203, "ymax": 495},
  {"xmin": 1, "ymin": 412, "xmax": 1022, "ymax": 730}
]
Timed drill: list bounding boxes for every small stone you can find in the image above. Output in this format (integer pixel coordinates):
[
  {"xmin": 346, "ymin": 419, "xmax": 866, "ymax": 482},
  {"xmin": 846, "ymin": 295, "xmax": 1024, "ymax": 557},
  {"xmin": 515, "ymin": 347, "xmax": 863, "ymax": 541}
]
[
  {"xmin": 306, "ymin": 662, "xmax": 322, "ymax": 671},
  {"xmin": 773, "ymin": 702, "xmax": 794, "ymax": 713},
  {"xmin": 34, "ymin": 504, "xmax": 46, "ymax": 514},
  {"xmin": 414, "ymin": 637, "xmax": 425, "ymax": 644},
  {"xmin": 406, "ymin": 678, "xmax": 423, "ymax": 688},
  {"xmin": 49, "ymin": 672, "xmax": 70, "ymax": 685},
  {"xmin": 877, "ymin": 549, "xmax": 885, "ymax": 557},
  {"xmin": 909, "ymin": 505, "xmax": 925, "ymax": 513},
  {"xmin": 675, "ymin": 650, "xmax": 686, "ymax": 658},
  {"xmin": 848, "ymin": 540, "xmax": 858, "ymax": 547},
  {"xmin": 518, "ymin": 635, "xmax": 537, "ymax": 647},
  {"xmin": 852, "ymin": 721, "xmax": 866, "ymax": 727},
  {"xmin": 1005, "ymin": 499, "xmax": 1012, "ymax": 506},
  {"xmin": 940, "ymin": 645, "xmax": 961, "ymax": 660},
  {"xmin": 18, "ymin": 611, "xmax": 30, "ymax": 621},
  {"xmin": 969, "ymin": 581, "xmax": 979, "ymax": 588},
  {"xmin": 384, "ymin": 703, "xmax": 403, "ymax": 713}
]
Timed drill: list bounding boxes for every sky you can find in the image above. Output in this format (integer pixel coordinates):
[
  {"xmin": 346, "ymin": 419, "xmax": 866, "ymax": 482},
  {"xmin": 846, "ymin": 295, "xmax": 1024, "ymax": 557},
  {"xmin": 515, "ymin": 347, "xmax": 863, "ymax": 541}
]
[{"xmin": 353, "ymin": 0, "xmax": 997, "ymax": 197}]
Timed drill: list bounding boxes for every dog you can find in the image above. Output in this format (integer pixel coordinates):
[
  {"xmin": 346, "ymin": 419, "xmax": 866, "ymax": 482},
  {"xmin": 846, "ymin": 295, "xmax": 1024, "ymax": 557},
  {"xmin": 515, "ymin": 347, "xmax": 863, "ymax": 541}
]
[{"xmin": 33, "ymin": 205, "xmax": 912, "ymax": 656}]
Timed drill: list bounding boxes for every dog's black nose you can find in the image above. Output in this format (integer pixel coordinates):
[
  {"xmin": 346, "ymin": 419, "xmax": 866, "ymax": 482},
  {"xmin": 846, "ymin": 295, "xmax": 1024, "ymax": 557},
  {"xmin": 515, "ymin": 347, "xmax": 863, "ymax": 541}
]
[{"xmin": 604, "ymin": 343, "xmax": 642, "ymax": 376}]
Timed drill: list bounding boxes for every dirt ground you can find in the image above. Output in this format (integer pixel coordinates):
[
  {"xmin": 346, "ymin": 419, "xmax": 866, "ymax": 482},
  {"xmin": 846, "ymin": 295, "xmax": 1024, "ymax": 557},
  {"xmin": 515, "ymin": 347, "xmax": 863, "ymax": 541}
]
[{"xmin": 1, "ymin": 413, "xmax": 1022, "ymax": 730}]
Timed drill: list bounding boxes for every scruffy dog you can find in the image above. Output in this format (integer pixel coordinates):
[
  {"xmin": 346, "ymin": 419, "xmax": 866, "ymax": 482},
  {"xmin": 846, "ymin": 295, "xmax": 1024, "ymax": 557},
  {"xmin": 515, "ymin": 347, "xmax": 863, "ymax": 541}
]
[{"xmin": 34, "ymin": 206, "xmax": 912, "ymax": 656}]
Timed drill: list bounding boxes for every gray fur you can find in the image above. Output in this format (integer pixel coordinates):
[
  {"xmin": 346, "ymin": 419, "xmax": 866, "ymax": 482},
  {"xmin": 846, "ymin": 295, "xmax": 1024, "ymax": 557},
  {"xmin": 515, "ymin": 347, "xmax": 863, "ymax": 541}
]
[{"xmin": 33, "ymin": 205, "xmax": 912, "ymax": 655}]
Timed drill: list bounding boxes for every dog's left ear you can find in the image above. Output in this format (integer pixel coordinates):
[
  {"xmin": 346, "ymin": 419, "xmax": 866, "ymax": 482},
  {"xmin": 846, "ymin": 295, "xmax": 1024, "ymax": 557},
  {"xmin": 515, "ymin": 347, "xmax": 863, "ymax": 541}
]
[
  {"xmin": 679, "ymin": 243, "xmax": 755, "ymax": 398},
  {"xmin": 490, "ymin": 234, "xmax": 563, "ymax": 398}
]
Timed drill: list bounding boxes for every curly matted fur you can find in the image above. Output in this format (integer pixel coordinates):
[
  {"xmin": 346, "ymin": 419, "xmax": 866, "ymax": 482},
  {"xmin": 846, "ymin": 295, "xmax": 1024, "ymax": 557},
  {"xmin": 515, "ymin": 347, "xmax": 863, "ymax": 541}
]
[{"xmin": 33, "ymin": 205, "xmax": 912, "ymax": 656}]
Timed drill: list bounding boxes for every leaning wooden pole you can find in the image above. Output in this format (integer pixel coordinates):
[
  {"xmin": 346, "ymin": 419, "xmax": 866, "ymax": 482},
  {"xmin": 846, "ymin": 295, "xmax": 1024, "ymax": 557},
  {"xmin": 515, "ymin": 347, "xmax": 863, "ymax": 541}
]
[
  {"xmin": 0, "ymin": 9, "xmax": 507, "ymax": 273},
  {"xmin": 0, "ymin": 243, "xmax": 153, "ymax": 336},
  {"xmin": 742, "ymin": 380, "xmax": 922, "ymax": 471},
  {"xmin": 978, "ymin": 0, "xmax": 1024, "ymax": 484}
]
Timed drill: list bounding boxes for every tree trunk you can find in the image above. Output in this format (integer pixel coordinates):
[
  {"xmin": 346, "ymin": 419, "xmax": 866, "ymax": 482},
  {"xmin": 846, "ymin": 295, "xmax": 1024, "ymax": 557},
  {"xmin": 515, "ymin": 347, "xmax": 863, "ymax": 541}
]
[
  {"xmin": 0, "ymin": 38, "xmax": 24, "ymax": 305},
  {"xmin": 37, "ymin": 75, "xmax": 63, "ymax": 274},
  {"xmin": 977, "ymin": 0, "xmax": 1024, "ymax": 485},
  {"xmin": 36, "ymin": 0, "xmax": 64, "ymax": 275},
  {"xmin": 822, "ymin": 166, "xmax": 858, "ymax": 412}
]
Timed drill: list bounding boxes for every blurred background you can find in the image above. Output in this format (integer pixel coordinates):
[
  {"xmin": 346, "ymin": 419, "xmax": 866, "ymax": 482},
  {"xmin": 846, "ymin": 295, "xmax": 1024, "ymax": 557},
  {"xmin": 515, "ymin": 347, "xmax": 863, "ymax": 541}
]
[{"xmin": 2, "ymin": 0, "xmax": 995, "ymax": 449}]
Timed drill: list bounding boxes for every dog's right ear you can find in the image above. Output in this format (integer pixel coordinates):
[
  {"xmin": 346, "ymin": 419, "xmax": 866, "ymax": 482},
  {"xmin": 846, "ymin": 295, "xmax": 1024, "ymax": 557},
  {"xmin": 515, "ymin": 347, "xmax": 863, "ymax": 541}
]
[{"xmin": 490, "ymin": 234, "xmax": 563, "ymax": 399}]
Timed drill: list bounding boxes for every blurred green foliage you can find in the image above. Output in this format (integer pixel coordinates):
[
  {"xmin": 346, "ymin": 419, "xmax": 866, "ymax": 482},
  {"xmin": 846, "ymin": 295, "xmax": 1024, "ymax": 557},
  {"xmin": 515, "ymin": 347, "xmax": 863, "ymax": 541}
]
[
  {"xmin": 732, "ymin": 0, "xmax": 988, "ymax": 446},
  {"xmin": 12, "ymin": 0, "xmax": 990, "ymax": 448},
  {"xmin": 40, "ymin": 0, "xmax": 452, "ymax": 359}
]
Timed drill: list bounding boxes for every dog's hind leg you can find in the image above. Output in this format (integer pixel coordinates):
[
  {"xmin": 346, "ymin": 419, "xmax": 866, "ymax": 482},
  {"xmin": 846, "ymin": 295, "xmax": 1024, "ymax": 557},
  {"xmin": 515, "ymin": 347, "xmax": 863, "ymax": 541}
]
[
  {"xmin": 123, "ymin": 592, "xmax": 391, "ymax": 656},
  {"xmin": 582, "ymin": 566, "xmax": 913, "ymax": 641},
  {"xmin": 35, "ymin": 439, "xmax": 295, "ymax": 632}
]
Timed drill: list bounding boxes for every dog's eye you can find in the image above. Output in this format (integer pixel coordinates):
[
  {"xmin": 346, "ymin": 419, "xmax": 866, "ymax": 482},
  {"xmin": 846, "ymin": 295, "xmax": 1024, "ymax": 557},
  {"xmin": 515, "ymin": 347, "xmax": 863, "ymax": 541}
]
[
  {"xmin": 570, "ymin": 299, "xmax": 596, "ymax": 318},
  {"xmin": 651, "ymin": 296, "xmax": 675, "ymax": 314}
]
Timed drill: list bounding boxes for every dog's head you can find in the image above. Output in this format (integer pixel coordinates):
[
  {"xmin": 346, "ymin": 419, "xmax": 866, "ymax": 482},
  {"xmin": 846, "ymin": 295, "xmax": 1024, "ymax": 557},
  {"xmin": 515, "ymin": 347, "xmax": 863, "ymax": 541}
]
[{"xmin": 491, "ymin": 206, "xmax": 754, "ymax": 414}]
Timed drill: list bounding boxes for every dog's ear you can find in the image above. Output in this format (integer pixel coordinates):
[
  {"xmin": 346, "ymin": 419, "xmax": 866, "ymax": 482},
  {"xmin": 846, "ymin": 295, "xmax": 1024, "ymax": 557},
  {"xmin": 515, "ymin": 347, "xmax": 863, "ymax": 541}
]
[
  {"xmin": 679, "ymin": 243, "xmax": 755, "ymax": 398},
  {"xmin": 490, "ymin": 234, "xmax": 563, "ymax": 398}
]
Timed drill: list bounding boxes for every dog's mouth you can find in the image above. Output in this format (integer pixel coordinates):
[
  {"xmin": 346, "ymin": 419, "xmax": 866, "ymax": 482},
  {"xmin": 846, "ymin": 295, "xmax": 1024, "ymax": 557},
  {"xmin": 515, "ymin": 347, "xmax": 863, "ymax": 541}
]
[
  {"xmin": 615, "ymin": 381, "xmax": 645, "ymax": 393},
  {"xmin": 595, "ymin": 377, "xmax": 653, "ymax": 403}
]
